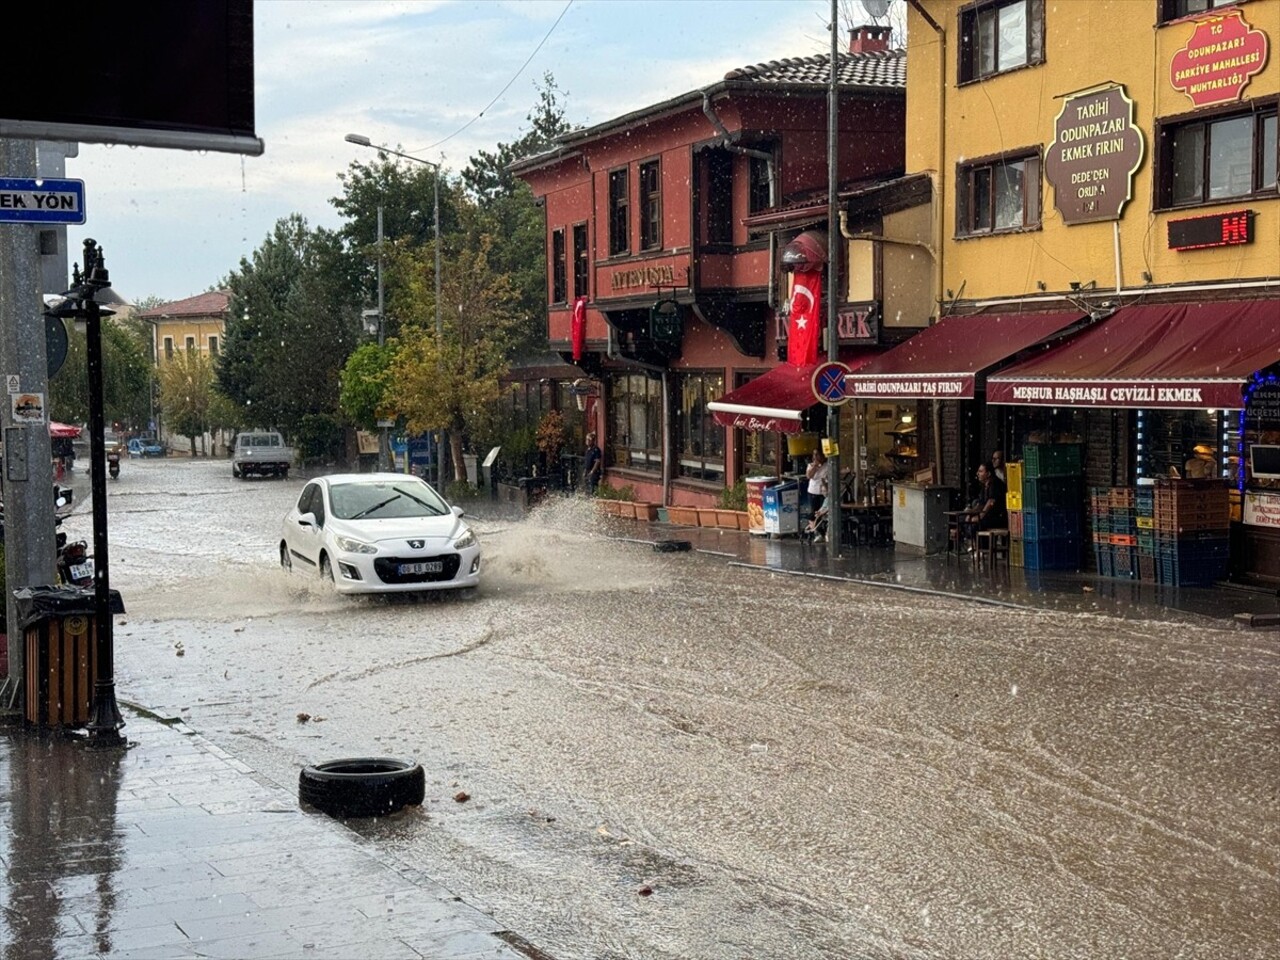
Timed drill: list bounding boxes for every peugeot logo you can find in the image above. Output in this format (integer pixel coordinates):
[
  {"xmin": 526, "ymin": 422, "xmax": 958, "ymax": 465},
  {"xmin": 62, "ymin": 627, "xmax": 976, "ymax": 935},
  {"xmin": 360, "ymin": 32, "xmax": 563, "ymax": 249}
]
[{"xmin": 408, "ymin": 539, "xmax": 424, "ymax": 550}]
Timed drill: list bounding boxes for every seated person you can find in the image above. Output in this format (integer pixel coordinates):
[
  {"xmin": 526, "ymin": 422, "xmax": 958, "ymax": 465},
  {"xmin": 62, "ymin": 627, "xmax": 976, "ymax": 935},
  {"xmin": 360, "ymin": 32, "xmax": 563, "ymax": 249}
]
[{"xmin": 962, "ymin": 463, "xmax": 1008, "ymax": 550}]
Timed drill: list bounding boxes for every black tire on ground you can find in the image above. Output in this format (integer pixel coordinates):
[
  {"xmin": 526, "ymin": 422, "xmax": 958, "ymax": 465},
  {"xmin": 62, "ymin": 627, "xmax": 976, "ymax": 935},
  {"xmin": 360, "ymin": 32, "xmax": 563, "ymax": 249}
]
[
  {"xmin": 280, "ymin": 543, "xmax": 292, "ymax": 572},
  {"xmin": 653, "ymin": 539, "xmax": 692, "ymax": 553},
  {"xmin": 280, "ymin": 468, "xmax": 289, "ymax": 480},
  {"xmin": 320, "ymin": 554, "xmax": 335, "ymax": 585},
  {"xmin": 298, "ymin": 758, "xmax": 425, "ymax": 818},
  {"xmin": 232, "ymin": 464, "xmax": 241, "ymax": 478}
]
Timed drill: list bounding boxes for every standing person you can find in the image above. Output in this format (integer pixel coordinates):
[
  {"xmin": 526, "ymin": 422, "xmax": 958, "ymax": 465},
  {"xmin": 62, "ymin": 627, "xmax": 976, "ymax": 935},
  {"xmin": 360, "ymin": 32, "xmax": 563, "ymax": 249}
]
[
  {"xmin": 806, "ymin": 448, "xmax": 829, "ymax": 518},
  {"xmin": 990, "ymin": 449, "xmax": 1007, "ymax": 483},
  {"xmin": 582, "ymin": 432, "xmax": 602, "ymax": 495}
]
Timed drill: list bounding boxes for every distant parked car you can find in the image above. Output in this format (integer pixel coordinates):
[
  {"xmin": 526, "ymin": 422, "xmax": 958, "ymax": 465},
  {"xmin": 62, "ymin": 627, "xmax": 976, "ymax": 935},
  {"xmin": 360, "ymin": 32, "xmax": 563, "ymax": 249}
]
[{"xmin": 127, "ymin": 436, "xmax": 165, "ymax": 457}]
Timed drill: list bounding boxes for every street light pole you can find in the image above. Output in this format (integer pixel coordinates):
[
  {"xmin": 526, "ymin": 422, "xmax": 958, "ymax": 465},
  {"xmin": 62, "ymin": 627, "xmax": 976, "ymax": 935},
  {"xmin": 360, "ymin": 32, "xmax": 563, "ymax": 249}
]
[{"xmin": 344, "ymin": 133, "xmax": 445, "ymax": 485}]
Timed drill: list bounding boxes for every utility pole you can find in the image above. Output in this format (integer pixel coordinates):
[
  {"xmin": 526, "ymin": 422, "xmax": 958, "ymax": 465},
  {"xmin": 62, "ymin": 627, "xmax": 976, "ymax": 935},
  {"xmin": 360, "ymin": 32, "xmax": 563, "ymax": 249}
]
[
  {"xmin": 0, "ymin": 138, "xmax": 58, "ymax": 710},
  {"xmin": 826, "ymin": 0, "xmax": 843, "ymax": 556},
  {"xmin": 376, "ymin": 205, "xmax": 390, "ymax": 471}
]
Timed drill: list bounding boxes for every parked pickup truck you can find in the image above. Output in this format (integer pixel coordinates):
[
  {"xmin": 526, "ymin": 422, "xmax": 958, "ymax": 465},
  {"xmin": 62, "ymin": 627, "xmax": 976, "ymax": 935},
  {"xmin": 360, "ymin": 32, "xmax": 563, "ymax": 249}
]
[{"xmin": 232, "ymin": 429, "xmax": 295, "ymax": 479}]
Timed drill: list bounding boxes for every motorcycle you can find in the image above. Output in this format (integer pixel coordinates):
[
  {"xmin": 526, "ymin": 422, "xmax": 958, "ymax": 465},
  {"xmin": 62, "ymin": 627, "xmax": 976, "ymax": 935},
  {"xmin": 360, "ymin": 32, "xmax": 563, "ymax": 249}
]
[
  {"xmin": 56, "ymin": 530, "xmax": 94, "ymax": 587},
  {"xmin": 108, "ymin": 450, "xmax": 120, "ymax": 480}
]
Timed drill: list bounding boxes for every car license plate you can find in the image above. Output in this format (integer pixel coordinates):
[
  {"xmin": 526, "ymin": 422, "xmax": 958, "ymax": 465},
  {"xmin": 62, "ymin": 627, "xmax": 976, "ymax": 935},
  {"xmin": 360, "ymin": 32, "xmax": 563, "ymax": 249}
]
[
  {"xmin": 399, "ymin": 561, "xmax": 442, "ymax": 575},
  {"xmin": 70, "ymin": 562, "xmax": 93, "ymax": 581}
]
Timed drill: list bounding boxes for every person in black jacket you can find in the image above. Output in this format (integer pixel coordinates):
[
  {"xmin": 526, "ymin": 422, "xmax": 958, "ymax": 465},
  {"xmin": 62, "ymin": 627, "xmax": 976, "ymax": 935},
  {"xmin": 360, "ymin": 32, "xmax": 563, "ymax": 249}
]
[
  {"xmin": 963, "ymin": 463, "xmax": 1008, "ymax": 550},
  {"xmin": 582, "ymin": 432, "xmax": 602, "ymax": 495}
]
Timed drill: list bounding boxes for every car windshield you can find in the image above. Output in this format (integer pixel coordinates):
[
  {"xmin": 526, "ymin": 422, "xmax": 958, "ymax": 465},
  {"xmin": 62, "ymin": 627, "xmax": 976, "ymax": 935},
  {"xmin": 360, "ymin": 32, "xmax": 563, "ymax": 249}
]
[{"xmin": 329, "ymin": 480, "xmax": 449, "ymax": 520}]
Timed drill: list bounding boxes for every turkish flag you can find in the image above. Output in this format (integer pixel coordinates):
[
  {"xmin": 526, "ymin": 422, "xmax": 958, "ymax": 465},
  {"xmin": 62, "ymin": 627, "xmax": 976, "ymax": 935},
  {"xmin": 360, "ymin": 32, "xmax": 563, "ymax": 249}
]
[
  {"xmin": 786, "ymin": 271, "xmax": 821, "ymax": 366},
  {"xmin": 571, "ymin": 296, "xmax": 587, "ymax": 361}
]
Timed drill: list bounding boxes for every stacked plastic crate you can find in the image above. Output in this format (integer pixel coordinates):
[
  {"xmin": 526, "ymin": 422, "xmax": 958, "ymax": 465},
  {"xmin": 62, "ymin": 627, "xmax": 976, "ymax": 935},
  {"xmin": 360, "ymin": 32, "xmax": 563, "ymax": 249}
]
[
  {"xmin": 1007, "ymin": 460, "xmax": 1024, "ymax": 567},
  {"xmin": 1108, "ymin": 487, "xmax": 1137, "ymax": 579},
  {"xmin": 1153, "ymin": 480, "xmax": 1230, "ymax": 586},
  {"xmin": 1022, "ymin": 444, "xmax": 1085, "ymax": 570},
  {"xmin": 1136, "ymin": 484, "xmax": 1156, "ymax": 583},
  {"xmin": 1090, "ymin": 487, "xmax": 1138, "ymax": 578},
  {"xmin": 1091, "ymin": 488, "xmax": 1112, "ymax": 577}
]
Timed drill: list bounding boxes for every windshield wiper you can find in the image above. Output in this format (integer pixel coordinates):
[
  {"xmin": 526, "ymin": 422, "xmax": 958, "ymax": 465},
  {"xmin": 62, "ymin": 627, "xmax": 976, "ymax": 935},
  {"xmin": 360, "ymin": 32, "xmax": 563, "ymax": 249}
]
[
  {"xmin": 396, "ymin": 490, "xmax": 446, "ymax": 515},
  {"xmin": 350, "ymin": 493, "xmax": 402, "ymax": 519}
]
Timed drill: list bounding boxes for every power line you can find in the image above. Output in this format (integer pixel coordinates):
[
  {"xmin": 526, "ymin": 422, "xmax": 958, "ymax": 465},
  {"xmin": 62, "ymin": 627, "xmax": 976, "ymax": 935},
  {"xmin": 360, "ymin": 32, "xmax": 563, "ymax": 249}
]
[{"xmin": 411, "ymin": 0, "xmax": 574, "ymax": 155}]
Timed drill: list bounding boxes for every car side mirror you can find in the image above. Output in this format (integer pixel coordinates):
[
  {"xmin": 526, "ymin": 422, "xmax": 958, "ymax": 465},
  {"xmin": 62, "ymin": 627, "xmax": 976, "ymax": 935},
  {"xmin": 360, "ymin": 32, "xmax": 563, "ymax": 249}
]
[
  {"xmin": 298, "ymin": 512, "xmax": 317, "ymax": 528},
  {"xmin": 451, "ymin": 505, "xmax": 465, "ymax": 518}
]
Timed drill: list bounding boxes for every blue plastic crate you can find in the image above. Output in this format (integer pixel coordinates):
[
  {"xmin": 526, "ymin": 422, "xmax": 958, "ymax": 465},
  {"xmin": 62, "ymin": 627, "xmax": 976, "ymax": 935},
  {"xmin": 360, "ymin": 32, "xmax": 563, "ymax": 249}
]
[
  {"xmin": 1025, "ymin": 537, "xmax": 1082, "ymax": 571},
  {"xmin": 1025, "ymin": 507, "xmax": 1084, "ymax": 541},
  {"xmin": 1095, "ymin": 545, "xmax": 1114, "ymax": 578}
]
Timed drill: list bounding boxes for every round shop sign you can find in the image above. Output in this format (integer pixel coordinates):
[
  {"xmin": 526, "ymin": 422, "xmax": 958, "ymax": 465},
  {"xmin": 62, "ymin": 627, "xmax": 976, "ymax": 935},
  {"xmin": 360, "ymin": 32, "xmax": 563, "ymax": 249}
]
[{"xmin": 1044, "ymin": 84, "xmax": 1145, "ymax": 225}]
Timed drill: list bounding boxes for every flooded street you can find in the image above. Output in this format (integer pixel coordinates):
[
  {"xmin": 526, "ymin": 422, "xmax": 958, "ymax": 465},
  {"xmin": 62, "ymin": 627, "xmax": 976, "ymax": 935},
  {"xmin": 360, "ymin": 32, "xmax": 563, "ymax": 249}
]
[{"xmin": 73, "ymin": 457, "xmax": 1279, "ymax": 960}]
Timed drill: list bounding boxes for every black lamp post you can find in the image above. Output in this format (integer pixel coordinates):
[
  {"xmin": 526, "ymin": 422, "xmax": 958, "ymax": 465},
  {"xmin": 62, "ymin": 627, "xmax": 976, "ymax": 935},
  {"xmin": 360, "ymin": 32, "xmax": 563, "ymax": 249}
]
[{"xmin": 49, "ymin": 239, "xmax": 124, "ymax": 743}]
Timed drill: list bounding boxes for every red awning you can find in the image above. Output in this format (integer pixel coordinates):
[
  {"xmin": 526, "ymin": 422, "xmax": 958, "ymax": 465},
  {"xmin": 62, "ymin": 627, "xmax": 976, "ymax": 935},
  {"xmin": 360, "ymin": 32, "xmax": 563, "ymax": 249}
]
[
  {"xmin": 988, "ymin": 300, "xmax": 1280, "ymax": 409},
  {"xmin": 49, "ymin": 421, "xmax": 82, "ymax": 438},
  {"xmin": 844, "ymin": 312, "xmax": 1086, "ymax": 400},
  {"xmin": 709, "ymin": 352, "xmax": 877, "ymax": 434}
]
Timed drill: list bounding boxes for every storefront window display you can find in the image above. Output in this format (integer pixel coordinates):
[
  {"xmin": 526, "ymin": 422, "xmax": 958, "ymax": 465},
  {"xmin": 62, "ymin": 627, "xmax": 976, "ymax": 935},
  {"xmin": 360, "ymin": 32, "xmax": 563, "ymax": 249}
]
[
  {"xmin": 734, "ymin": 372, "xmax": 780, "ymax": 477},
  {"xmin": 1136, "ymin": 409, "xmax": 1227, "ymax": 480},
  {"xmin": 676, "ymin": 371, "xmax": 725, "ymax": 482},
  {"xmin": 608, "ymin": 373, "xmax": 662, "ymax": 472}
]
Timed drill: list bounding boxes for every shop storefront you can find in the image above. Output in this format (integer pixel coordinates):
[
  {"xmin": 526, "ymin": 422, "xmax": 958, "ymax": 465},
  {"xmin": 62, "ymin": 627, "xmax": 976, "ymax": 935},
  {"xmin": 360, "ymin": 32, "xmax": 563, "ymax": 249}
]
[
  {"xmin": 988, "ymin": 299, "xmax": 1280, "ymax": 583},
  {"xmin": 844, "ymin": 310, "xmax": 1092, "ymax": 551}
]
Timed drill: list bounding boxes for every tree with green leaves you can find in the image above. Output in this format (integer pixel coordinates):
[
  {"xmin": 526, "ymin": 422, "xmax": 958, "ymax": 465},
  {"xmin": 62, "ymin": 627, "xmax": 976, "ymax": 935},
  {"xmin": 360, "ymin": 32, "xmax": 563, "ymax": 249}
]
[
  {"xmin": 158, "ymin": 348, "xmax": 217, "ymax": 456},
  {"xmin": 384, "ymin": 234, "xmax": 521, "ymax": 483},
  {"xmin": 338, "ymin": 342, "xmax": 395, "ymax": 431},
  {"xmin": 48, "ymin": 316, "xmax": 153, "ymax": 431},
  {"xmin": 218, "ymin": 215, "xmax": 363, "ymax": 439},
  {"xmin": 461, "ymin": 73, "xmax": 573, "ymax": 360}
]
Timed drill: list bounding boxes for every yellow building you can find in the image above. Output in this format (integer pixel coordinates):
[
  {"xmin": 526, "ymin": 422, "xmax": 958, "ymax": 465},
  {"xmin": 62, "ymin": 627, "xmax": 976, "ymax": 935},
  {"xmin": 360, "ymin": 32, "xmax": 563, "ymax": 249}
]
[
  {"xmin": 136, "ymin": 291, "xmax": 230, "ymax": 365},
  {"xmin": 844, "ymin": 0, "xmax": 1279, "ymax": 582}
]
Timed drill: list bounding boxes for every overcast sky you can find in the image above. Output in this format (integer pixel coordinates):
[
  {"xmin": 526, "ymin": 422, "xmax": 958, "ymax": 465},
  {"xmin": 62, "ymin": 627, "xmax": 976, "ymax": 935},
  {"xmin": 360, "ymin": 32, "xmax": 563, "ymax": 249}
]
[{"xmin": 61, "ymin": 0, "xmax": 883, "ymax": 305}]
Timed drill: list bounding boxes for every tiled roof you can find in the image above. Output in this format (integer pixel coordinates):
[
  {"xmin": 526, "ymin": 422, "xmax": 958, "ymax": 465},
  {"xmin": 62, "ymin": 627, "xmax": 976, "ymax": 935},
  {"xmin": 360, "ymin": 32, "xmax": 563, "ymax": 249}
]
[
  {"xmin": 724, "ymin": 50, "xmax": 905, "ymax": 88},
  {"xmin": 136, "ymin": 290, "xmax": 230, "ymax": 319},
  {"xmin": 511, "ymin": 48, "xmax": 904, "ymax": 174}
]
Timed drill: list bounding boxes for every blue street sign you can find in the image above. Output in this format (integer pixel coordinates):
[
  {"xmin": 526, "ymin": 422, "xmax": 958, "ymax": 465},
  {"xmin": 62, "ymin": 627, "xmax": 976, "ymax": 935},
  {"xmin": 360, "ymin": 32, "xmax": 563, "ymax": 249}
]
[
  {"xmin": 812, "ymin": 361, "xmax": 852, "ymax": 406},
  {"xmin": 0, "ymin": 178, "xmax": 86, "ymax": 224}
]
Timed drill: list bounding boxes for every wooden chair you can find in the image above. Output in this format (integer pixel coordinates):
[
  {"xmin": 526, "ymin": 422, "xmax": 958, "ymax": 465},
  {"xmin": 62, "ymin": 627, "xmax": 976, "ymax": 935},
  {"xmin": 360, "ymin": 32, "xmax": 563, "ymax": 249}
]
[{"xmin": 976, "ymin": 528, "xmax": 1010, "ymax": 565}]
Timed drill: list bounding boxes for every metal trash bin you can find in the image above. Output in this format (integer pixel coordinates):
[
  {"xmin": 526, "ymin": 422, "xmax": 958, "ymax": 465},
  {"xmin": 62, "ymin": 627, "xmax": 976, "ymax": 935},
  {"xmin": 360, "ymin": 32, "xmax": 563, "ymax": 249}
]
[{"xmin": 15, "ymin": 585, "xmax": 124, "ymax": 728}]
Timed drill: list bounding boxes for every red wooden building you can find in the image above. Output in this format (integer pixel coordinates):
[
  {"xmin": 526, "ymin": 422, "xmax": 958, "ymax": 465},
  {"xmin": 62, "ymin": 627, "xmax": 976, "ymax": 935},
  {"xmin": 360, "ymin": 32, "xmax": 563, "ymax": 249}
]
[{"xmin": 513, "ymin": 27, "xmax": 906, "ymax": 507}]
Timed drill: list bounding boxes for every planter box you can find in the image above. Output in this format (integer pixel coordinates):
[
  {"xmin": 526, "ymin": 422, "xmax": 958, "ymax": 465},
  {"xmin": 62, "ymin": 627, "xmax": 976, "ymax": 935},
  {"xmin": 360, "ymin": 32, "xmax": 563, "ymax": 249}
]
[
  {"xmin": 667, "ymin": 505, "xmax": 699, "ymax": 526},
  {"xmin": 634, "ymin": 502, "xmax": 659, "ymax": 521},
  {"xmin": 595, "ymin": 499, "xmax": 622, "ymax": 516},
  {"xmin": 716, "ymin": 509, "xmax": 741, "ymax": 529},
  {"xmin": 697, "ymin": 508, "xmax": 719, "ymax": 528}
]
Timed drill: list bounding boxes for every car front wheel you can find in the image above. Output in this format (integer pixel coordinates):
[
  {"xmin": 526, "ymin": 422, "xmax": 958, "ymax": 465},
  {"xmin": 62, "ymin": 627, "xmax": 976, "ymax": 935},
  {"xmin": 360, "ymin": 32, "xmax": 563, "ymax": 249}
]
[
  {"xmin": 320, "ymin": 554, "xmax": 336, "ymax": 586},
  {"xmin": 280, "ymin": 543, "xmax": 292, "ymax": 572}
]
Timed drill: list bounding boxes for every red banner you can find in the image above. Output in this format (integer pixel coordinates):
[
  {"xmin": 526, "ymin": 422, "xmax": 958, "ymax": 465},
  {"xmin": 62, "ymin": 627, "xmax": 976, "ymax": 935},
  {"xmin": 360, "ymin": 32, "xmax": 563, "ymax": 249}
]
[
  {"xmin": 571, "ymin": 296, "xmax": 587, "ymax": 361},
  {"xmin": 787, "ymin": 271, "xmax": 821, "ymax": 366}
]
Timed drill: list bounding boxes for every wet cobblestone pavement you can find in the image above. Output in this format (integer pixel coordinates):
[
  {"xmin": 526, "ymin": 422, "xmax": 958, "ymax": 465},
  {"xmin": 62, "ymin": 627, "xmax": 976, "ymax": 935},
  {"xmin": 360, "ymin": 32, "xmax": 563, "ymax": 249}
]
[{"xmin": 0, "ymin": 714, "xmax": 541, "ymax": 960}]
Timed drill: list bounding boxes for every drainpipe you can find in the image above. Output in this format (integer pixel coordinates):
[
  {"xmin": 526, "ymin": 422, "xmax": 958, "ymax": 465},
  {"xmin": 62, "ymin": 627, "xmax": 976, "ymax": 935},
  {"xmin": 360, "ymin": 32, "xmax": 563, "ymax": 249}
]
[{"xmin": 906, "ymin": 0, "xmax": 947, "ymax": 485}]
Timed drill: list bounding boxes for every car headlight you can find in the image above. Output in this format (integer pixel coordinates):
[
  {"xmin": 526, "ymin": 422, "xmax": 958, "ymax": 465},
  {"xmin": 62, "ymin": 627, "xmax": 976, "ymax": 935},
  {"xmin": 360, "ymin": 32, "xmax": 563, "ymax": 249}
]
[
  {"xmin": 335, "ymin": 536, "xmax": 378, "ymax": 554},
  {"xmin": 453, "ymin": 528, "xmax": 477, "ymax": 550}
]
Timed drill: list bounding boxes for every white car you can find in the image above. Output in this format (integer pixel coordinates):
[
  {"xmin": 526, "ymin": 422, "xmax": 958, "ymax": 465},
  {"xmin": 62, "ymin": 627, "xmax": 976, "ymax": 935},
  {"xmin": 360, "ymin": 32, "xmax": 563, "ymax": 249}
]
[{"xmin": 280, "ymin": 473, "xmax": 480, "ymax": 594}]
